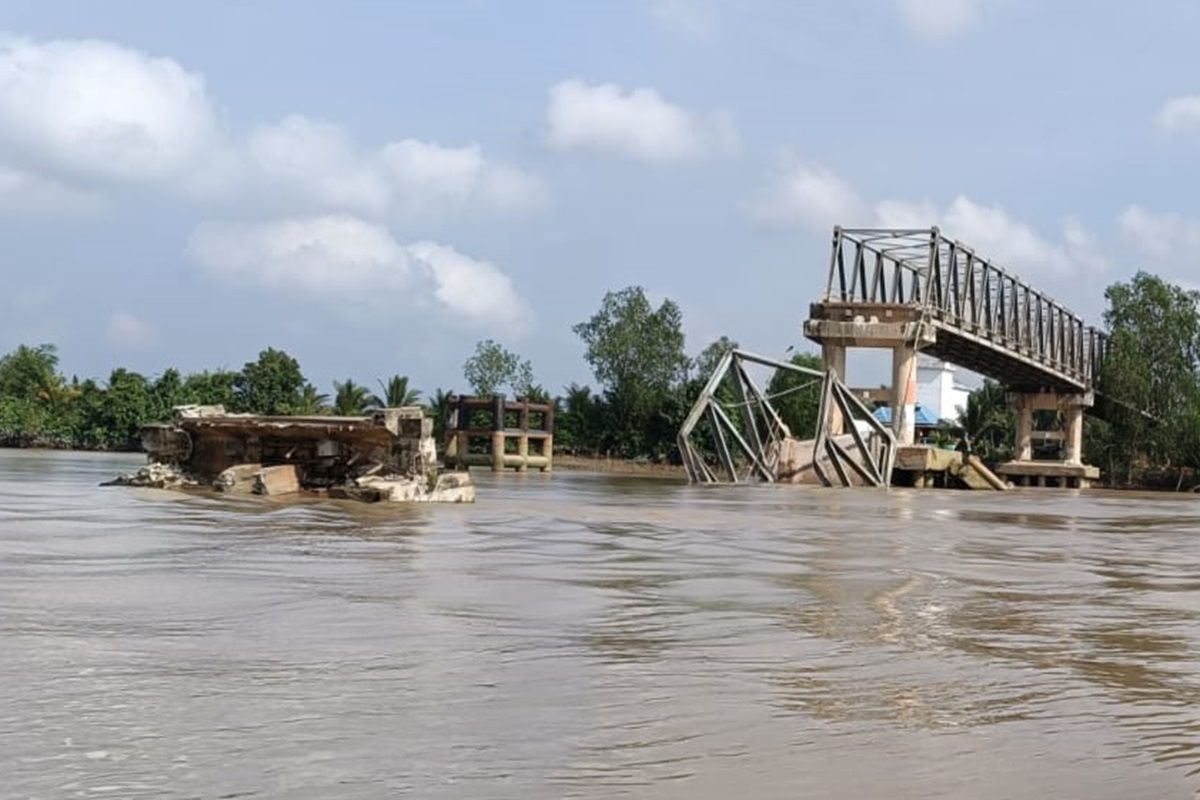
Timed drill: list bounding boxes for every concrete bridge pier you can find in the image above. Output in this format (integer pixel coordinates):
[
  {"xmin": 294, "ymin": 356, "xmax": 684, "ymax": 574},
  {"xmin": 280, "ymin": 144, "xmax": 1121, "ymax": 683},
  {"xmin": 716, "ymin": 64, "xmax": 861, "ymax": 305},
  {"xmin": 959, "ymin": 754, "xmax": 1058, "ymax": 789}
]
[
  {"xmin": 805, "ymin": 312, "xmax": 934, "ymax": 448},
  {"xmin": 1001, "ymin": 391, "xmax": 1099, "ymax": 488},
  {"xmin": 891, "ymin": 343, "xmax": 918, "ymax": 446}
]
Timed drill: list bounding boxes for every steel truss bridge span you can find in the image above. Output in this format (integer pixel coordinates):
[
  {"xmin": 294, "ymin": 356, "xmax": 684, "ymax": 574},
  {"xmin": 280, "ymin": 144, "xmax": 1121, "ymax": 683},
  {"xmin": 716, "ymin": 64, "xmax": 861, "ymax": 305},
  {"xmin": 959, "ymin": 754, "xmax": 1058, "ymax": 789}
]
[{"xmin": 809, "ymin": 227, "xmax": 1108, "ymax": 393}]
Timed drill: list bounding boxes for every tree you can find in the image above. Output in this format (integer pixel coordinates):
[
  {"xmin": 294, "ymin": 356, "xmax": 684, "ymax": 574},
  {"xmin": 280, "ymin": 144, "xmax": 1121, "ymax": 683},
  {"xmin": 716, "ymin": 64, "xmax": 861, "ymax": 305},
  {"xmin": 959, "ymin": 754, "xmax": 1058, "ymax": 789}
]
[
  {"xmin": 693, "ymin": 336, "xmax": 739, "ymax": 379},
  {"xmin": 572, "ymin": 286, "xmax": 689, "ymax": 457},
  {"xmin": 0, "ymin": 343, "xmax": 64, "ymax": 403},
  {"xmin": 374, "ymin": 375, "xmax": 421, "ymax": 408},
  {"xmin": 233, "ymin": 348, "xmax": 306, "ymax": 415},
  {"xmin": 1097, "ymin": 272, "xmax": 1200, "ymax": 483},
  {"xmin": 766, "ymin": 351, "xmax": 824, "ymax": 439},
  {"xmin": 181, "ymin": 369, "xmax": 239, "ymax": 408},
  {"xmin": 333, "ymin": 379, "xmax": 373, "ymax": 415},
  {"xmin": 463, "ymin": 340, "xmax": 534, "ymax": 396},
  {"xmin": 295, "ymin": 383, "xmax": 331, "ymax": 415},
  {"xmin": 957, "ymin": 379, "xmax": 1013, "ymax": 462}
]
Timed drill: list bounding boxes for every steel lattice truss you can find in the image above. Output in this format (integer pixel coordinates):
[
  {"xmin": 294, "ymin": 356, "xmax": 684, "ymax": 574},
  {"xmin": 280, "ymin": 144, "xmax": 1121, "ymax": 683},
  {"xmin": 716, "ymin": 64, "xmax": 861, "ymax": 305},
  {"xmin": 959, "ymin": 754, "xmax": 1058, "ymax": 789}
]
[
  {"xmin": 677, "ymin": 349, "xmax": 896, "ymax": 488},
  {"xmin": 826, "ymin": 227, "xmax": 1108, "ymax": 391}
]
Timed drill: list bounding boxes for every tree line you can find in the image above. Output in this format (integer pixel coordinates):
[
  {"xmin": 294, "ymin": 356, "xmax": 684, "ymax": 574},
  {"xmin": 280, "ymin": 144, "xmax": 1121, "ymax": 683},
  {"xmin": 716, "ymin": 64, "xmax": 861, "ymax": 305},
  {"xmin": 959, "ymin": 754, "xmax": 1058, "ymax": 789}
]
[{"xmin": 2, "ymin": 272, "xmax": 1197, "ymax": 486}]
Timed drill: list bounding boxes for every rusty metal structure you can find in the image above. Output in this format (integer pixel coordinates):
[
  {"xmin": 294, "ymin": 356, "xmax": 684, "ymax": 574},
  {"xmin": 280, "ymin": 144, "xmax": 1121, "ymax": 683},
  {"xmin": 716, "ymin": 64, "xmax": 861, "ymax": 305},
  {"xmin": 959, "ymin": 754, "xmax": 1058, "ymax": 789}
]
[{"xmin": 677, "ymin": 349, "xmax": 896, "ymax": 487}]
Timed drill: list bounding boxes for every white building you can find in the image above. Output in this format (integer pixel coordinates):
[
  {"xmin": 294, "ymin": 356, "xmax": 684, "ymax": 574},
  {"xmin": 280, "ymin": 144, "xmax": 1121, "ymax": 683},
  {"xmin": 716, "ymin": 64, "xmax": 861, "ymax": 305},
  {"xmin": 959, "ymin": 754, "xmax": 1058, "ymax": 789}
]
[{"xmin": 915, "ymin": 356, "xmax": 972, "ymax": 423}]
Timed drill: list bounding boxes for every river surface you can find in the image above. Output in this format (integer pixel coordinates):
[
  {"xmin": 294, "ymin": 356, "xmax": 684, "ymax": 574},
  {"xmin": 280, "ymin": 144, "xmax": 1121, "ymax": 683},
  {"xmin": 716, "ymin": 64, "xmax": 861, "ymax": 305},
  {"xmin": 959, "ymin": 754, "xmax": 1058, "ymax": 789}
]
[{"xmin": 4, "ymin": 450, "xmax": 1200, "ymax": 798}]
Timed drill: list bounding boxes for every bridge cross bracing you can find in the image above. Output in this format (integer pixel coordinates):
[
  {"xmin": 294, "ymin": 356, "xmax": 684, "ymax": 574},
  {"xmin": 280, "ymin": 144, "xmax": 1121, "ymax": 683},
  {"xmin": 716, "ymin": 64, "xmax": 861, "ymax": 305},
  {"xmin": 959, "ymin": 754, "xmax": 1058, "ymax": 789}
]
[{"xmin": 805, "ymin": 227, "xmax": 1107, "ymax": 393}]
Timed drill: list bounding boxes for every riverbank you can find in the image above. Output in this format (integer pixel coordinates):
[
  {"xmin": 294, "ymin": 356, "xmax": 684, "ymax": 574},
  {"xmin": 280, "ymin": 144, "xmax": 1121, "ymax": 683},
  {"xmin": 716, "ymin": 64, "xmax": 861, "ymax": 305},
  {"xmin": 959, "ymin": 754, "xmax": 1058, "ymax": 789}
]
[{"xmin": 552, "ymin": 453, "xmax": 687, "ymax": 478}]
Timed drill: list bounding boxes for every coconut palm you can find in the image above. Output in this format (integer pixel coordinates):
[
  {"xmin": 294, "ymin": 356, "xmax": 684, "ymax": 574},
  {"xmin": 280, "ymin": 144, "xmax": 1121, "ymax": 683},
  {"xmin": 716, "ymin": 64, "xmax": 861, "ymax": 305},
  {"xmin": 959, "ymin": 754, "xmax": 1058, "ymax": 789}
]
[
  {"xmin": 373, "ymin": 374, "xmax": 421, "ymax": 408},
  {"xmin": 333, "ymin": 379, "xmax": 373, "ymax": 415},
  {"xmin": 294, "ymin": 383, "xmax": 331, "ymax": 415}
]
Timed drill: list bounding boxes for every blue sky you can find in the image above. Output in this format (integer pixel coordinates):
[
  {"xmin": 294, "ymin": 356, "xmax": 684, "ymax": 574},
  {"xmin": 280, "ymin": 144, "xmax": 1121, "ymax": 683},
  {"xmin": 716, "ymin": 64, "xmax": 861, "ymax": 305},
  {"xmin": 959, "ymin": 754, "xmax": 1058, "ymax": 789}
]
[{"xmin": 3, "ymin": 0, "xmax": 1200, "ymax": 394}]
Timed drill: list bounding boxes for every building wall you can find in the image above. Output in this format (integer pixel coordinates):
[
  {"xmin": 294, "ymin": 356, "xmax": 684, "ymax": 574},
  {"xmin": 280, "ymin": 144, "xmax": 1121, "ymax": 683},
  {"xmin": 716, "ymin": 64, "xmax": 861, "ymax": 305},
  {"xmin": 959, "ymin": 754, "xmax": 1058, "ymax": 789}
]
[{"xmin": 916, "ymin": 357, "xmax": 969, "ymax": 422}]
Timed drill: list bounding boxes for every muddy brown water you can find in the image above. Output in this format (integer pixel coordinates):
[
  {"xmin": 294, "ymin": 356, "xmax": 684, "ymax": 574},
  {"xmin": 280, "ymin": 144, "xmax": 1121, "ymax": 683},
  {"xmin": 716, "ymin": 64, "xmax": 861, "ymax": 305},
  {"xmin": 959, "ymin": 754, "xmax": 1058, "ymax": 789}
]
[{"xmin": 4, "ymin": 450, "xmax": 1200, "ymax": 798}]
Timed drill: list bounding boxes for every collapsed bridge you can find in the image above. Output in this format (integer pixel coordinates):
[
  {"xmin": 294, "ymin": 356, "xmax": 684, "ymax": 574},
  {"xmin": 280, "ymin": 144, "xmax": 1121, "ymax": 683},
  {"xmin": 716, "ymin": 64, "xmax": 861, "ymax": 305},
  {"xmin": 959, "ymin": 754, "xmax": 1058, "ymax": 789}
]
[{"xmin": 680, "ymin": 226, "xmax": 1113, "ymax": 489}]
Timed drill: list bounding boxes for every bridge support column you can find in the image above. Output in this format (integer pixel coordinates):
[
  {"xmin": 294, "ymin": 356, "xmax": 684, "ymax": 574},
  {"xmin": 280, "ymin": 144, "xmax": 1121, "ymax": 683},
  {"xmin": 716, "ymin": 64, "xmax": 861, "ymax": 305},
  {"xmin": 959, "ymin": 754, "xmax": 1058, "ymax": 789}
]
[
  {"xmin": 1015, "ymin": 396, "xmax": 1034, "ymax": 461},
  {"xmin": 891, "ymin": 344, "xmax": 917, "ymax": 446},
  {"xmin": 822, "ymin": 343, "xmax": 847, "ymax": 435},
  {"xmin": 1064, "ymin": 401, "xmax": 1085, "ymax": 466}
]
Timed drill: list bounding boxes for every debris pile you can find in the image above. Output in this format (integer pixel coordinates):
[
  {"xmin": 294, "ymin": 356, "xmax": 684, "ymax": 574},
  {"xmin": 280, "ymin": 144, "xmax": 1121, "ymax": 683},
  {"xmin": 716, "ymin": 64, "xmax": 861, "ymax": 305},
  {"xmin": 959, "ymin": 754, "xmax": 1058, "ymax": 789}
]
[{"xmin": 107, "ymin": 405, "xmax": 474, "ymax": 503}]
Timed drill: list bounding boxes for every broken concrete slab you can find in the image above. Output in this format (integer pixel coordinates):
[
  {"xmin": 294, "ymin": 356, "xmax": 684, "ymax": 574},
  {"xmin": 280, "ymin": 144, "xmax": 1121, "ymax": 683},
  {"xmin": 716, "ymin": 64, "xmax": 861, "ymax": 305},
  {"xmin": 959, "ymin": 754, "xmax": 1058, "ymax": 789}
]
[
  {"xmin": 253, "ymin": 464, "xmax": 300, "ymax": 496},
  {"xmin": 214, "ymin": 463, "xmax": 263, "ymax": 493},
  {"xmin": 114, "ymin": 405, "xmax": 475, "ymax": 504}
]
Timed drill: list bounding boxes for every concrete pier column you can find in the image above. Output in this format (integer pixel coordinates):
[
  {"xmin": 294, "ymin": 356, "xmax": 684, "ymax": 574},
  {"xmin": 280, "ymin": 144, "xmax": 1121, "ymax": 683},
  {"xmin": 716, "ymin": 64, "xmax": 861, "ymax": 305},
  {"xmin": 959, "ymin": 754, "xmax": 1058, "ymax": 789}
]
[
  {"xmin": 516, "ymin": 434, "xmax": 529, "ymax": 472},
  {"xmin": 491, "ymin": 394, "xmax": 506, "ymax": 472},
  {"xmin": 891, "ymin": 344, "xmax": 917, "ymax": 445},
  {"xmin": 822, "ymin": 343, "xmax": 847, "ymax": 435},
  {"xmin": 1015, "ymin": 396, "xmax": 1033, "ymax": 461},
  {"xmin": 1064, "ymin": 403, "xmax": 1084, "ymax": 465}
]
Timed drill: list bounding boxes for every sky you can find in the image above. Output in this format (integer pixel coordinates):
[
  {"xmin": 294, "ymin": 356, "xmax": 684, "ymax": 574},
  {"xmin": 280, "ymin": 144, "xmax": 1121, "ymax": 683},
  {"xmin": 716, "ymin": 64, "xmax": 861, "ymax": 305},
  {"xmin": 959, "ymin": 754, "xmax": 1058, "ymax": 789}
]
[{"xmin": 3, "ymin": 0, "xmax": 1200, "ymax": 395}]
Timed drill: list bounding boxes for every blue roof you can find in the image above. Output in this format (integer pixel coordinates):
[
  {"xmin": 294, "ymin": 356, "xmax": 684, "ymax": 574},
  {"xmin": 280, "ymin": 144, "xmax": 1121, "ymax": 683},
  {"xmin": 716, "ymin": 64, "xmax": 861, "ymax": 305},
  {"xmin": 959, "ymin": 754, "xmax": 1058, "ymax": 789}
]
[{"xmin": 872, "ymin": 404, "xmax": 942, "ymax": 426}]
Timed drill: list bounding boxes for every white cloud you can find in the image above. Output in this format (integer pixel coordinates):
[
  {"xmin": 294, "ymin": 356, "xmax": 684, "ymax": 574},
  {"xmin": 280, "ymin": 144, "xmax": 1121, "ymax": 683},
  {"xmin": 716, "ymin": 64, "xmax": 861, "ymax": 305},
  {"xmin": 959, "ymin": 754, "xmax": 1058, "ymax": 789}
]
[
  {"xmin": 752, "ymin": 159, "xmax": 1105, "ymax": 275},
  {"xmin": 896, "ymin": 0, "xmax": 980, "ymax": 39},
  {"xmin": 380, "ymin": 137, "xmax": 547, "ymax": 214},
  {"xmin": 750, "ymin": 157, "xmax": 867, "ymax": 229},
  {"xmin": 247, "ymin": 115, "xmax": 390, "ymax": 214},
  {"xmin": 1157, "ymin": 95, "xmax": 1200, "ymax": 135},
  {"xmin": 230, "ymin": 116, "xmax": 548, "ymax": 217},
  {"xmin": 189, "ymin": 215, "xmax": 531, "ymax": 334},
  {"xmin": 545, "ymin": 79, "xmax": 737, "ymax": 161},
  {"xmin": 1119, "ymin": 205, "xmax": 1200, "ymax": 261},
  {"xmin": 0, "ymin": 35, "xmax": 217, "ymax": 183},
  {"xmin": 105, "ymin": 311, "xmax": 156, "ymax": 348},
  {"xmin": 648, "ymin": 0, "xmax": 719, "ymax": 41},
  {"xmin": 0, "ymin": 35, "xmax": 547, "ymax": 219},
  {"xmin": 0, "ymin": 165, "xmax": 100, "ymax": 213}
]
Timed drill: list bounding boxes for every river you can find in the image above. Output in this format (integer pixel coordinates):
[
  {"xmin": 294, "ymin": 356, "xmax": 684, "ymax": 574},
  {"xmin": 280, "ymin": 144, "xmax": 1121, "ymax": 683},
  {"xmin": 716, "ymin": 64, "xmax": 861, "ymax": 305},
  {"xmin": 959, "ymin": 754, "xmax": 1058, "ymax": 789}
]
[{"xmin": 3, "ymin": 449, "xmax": 1200, "ymax": 798}]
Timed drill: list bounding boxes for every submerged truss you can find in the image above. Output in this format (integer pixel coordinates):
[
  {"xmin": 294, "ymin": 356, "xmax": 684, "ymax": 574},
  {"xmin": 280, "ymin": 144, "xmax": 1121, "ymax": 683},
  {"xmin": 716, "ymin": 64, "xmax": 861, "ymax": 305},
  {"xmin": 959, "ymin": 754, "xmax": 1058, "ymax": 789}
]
[{"xmin": 677, "ymin": 349, "xmax": 896, "ymax": 488}]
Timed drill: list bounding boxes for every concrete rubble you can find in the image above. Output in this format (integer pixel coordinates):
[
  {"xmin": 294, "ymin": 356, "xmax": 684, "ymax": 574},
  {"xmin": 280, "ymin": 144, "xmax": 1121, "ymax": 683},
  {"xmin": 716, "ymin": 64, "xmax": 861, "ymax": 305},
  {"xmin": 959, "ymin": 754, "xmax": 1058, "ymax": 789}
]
[{"xmin": 107, "ymin": 405, "xmax": 475, "ymax": 504}]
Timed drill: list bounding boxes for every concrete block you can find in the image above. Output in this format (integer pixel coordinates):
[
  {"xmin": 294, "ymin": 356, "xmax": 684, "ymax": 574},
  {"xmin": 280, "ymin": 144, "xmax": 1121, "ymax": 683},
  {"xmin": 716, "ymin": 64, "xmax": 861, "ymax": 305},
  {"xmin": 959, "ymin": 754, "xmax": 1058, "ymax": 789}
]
[
  {"xmin": 214, "ymin": 463, "xmax": 263, "ymax": 493},
  {"xmin": 254, "ymin": 465, "xmax": 300, "ymax": 496}
]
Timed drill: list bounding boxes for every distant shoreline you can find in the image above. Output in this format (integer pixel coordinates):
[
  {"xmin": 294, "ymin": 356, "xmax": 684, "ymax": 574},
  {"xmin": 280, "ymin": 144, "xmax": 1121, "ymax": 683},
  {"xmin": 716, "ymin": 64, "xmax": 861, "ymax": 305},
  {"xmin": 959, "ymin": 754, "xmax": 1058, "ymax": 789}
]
[{"xmin": 543, "ymin": 454, "xmax": 687, "ymax": 479}]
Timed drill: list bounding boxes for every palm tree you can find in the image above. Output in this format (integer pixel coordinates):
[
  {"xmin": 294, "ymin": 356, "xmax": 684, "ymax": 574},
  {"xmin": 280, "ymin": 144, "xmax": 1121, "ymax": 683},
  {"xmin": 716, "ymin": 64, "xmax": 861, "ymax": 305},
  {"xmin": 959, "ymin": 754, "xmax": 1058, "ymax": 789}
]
[
  {"xmin": 372, "ymin": 374, "xmax": 421, "ymax": 408},
  {"xmin": 426, "ymin": 387, "xmax": 454, "ymax": 442},
  {"xmin": 294, "ymin": 383, "xmax": 331, "ymax": 415},
  {"xmin": 958, "ymin": 379, "xmax": 1013, "ymax": 460},
  {"xmin": 333, "ymin": 379, "xmax": 373, "ymax": 415}
]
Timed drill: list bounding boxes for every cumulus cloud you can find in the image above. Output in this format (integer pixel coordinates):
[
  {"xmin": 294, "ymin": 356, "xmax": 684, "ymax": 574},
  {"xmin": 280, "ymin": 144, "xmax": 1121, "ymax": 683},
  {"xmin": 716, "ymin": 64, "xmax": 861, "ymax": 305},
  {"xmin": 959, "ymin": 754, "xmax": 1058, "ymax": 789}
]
[
  {"xmin": 0, "ymin": 35, "xmax": 217, "ymax": 183},
  {"xmin": 545, "ymin": 79, "xmax": 737, "ymax": 161},
  {"xmin": 0, "ymin": 35, "xmax": 547, "ymax": 218},
  {"xmin": 752, "ymin": 158, "xmax": 1105, "ymax": 275},
  {"xmin": 0, "ymin": 166, "xmax": 100, "ymax": 213},
  {"xmin": 1157, "ymin": 95, "xmax": 1200, "ymax": 135},
  {"xmin": 750, "ymin": 158, "xmax": 867, "ymax": 229},
  {"xmin": 105, "ymin": 311, "xmax": 156, "ymax": 348},
  {"xmin": 1119, "ymin": 205, "xmax": 1200, "ymax": 261},
  {"xmin": 189, "ymin": 215, "xmax": 532, "ymax": 334},
  {"xmin": 896, "ymin": 0, "xmax": 980, "ymax": 39}
]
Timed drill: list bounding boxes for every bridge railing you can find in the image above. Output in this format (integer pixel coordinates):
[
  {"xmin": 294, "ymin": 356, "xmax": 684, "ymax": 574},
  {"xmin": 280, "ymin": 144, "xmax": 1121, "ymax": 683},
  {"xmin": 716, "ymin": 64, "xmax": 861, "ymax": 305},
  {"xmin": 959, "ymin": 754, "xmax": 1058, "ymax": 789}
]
[{"xmin": 822, "ymin": 227, "xmax": 1107, "ymax": 388}]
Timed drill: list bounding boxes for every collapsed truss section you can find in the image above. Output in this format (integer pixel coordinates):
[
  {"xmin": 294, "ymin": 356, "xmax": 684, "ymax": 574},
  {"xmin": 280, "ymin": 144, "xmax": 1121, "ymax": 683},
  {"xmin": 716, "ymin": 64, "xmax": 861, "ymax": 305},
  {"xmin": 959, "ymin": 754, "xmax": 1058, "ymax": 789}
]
[{"xmin": 677, "ymin": 349, "xmax": 896, "ymax": 488}]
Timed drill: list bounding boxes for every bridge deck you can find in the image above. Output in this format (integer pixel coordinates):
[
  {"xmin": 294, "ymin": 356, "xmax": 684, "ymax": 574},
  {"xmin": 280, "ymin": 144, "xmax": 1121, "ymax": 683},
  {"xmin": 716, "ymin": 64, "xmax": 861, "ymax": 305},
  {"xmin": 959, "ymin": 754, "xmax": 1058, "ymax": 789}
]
[{"xmin": 805, "ymin": 228, "xmax": 1107, "ymax": 393}]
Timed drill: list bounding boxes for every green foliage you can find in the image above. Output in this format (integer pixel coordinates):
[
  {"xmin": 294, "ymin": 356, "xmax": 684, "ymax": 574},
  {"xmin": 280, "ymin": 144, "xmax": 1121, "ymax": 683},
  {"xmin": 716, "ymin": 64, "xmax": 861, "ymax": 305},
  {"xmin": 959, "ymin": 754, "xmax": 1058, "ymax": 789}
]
[
  {"xmin": 1094, "ymin": 271, "xmax": 1200, "ymax": 484},
  {"xmin": 233, "ymin": 348, "xmax": 307, "ymax": 415},
  {"xmin": 375, "ymin": 374, "xmax": 421, "ymax": 408},
  {"xmin": 463, "ymin": 339, "xmax": 534, "ymax": 396},
  {"xmin": 333, "ymin": 379, "xmax": 374, "ymax": 415},
  {"xmin": 957, "ymin": 379, "xmax": 1014, "ymax": 462},
  {"xmin": 766, "ymin": 352, "xmax": 823, "ymax": 438},
  {"xmin": 0, "ymin": 344, "xmax": 64, "ymax": 403},
  {"xmin": 572, "ymin": 286, "xmax": 689, "ymax": 458},
  {"xmin": 181, "ymin": 370, "xmax": 239, "ymax": 407},
  {"xmin": 295, "ymin": 383, "xmax": 331, "ymax": 415}
]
